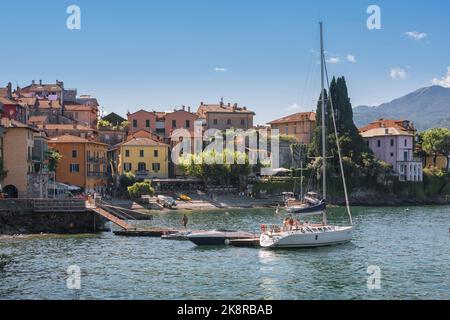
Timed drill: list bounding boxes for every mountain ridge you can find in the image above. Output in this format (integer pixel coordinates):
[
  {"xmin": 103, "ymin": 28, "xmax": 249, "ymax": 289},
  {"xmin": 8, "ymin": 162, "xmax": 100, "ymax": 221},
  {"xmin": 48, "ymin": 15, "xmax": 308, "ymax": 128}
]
[{"xmin": 353, "ymin": 85, "xmax": 450, "ymax": 131}]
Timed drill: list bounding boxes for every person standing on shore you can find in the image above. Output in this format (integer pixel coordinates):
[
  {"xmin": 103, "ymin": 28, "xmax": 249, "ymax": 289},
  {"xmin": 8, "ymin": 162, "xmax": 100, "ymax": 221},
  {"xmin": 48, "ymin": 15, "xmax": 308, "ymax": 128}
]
[{"xmin": 182, "ymin": 214, "xmax": 188, "ymax": 229}]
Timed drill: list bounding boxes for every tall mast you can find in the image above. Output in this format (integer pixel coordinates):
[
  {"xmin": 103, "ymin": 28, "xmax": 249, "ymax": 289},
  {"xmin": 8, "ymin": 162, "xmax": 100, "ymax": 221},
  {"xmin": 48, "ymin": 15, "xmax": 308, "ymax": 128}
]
[{"xmin": 320, "ymin": 22, "xmax": 326, "ymax": 202}]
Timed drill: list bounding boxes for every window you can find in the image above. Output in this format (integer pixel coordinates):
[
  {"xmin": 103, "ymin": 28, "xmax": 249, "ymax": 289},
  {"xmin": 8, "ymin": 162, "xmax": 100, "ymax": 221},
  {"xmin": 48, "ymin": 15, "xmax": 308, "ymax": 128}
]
[
  {"xmin": 390, "ymin": 152, "xmax": 394, "ymax": 157},
  {"xmin": 185, "ymin": 120, "xmax": 190, "ymax": 128},
  {"xmin": 213, "ymin": 119, "xmax": 218, "ymax": 125},
  {"xmin": 133, "ymin": 119, "xmax": 137, "ymax": 128},
  {"xmin": 377, "ymin": 140, "xmax": 381, "ymax": 147},
  {"xmin": 72, "ymin": 150, "xmax": 78, "ymax": 158},
  {"xmin": 241, "ymin": 119, "xmax": 245, "ymax": 126},
  {"xmin": 404, "ymin": 151, "xmax": 408, "ymax": 161},
  {"xmin": 69, "ymin": 164, "xmax": 80, "ymax": 173},
  {"xmin": 227, "ymin": 119, "xmax": 232, "ymax": 125},
  {"xmin": 125, "ymin": 149, "xmax": 130, "ymax": 157},
  {"xmin": 390, "ymin": 139, "xmax": 394, "ymax": 147},
  {"xmin": 172, "ymin": 120, "xmax": 177, "ymax": 128},
  {"xmin": 138, "ymin": 162, "xmax": 146, "ymax": 171},
  {"xmin": 123, "ymin": 163, "xmax": 132, "ymax": 171},
  {"xmin": 285, "ymin": 126, "xmax": 289, "ymax": 135},
  {"xmin": 154, "ymin": 150, "xmax": 159, "ymax": 157},
  {"xmin": 146, "ymin": 119, "xmax": 150, "ymax": 128},
  {"xmin": 152, "ymin": 163, "xmax": 161, "ymax": 171},
  {"xmin": 139, "ymin": 150, "xmax": 144, "ymax": 157},
  {"xmin": 404, "ymin": 139, "xmax": 407, "ymax": 147}
]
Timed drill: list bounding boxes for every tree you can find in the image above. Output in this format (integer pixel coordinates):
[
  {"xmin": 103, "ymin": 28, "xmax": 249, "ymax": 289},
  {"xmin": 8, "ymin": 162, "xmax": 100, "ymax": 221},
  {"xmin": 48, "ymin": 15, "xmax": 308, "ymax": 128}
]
[
  {"xmin": 421, "ymin": 128, "xmax": 450, "ymax": 172},
  {"xmin": 119, "ymin": 172, "xmax": 137, "ymax": 189},
  {"xmin": 127, "ymin": 180, "xmax": 154, "ymax": 198},
  {"xmin": 45, "ymin": 150, "xmax": 62, "ymax": 172},
  {"xmin": 178, "ymin": 150, "xmax": 251, "ymax": 188},
  {"xmin": 310, "ymin": 77, "xmax": 371, "ymax": 167}
]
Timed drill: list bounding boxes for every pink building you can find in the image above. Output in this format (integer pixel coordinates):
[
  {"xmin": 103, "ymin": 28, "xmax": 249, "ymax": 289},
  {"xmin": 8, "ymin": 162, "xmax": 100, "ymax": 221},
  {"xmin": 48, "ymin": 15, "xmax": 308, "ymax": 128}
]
[{"xmin": 360, "ymin": 120, "xmax": 422, "ymax": 182}]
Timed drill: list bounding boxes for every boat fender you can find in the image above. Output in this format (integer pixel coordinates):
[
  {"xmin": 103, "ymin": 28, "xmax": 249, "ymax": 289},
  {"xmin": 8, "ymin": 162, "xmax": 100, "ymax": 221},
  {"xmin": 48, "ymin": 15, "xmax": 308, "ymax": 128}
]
[
  {"xmin": 224, "ymin": 239, "xmax": 230, "ymax": 245},
  {"xmin": 260, "ymin": 224, "xmax": 267, "ymax": 233}
]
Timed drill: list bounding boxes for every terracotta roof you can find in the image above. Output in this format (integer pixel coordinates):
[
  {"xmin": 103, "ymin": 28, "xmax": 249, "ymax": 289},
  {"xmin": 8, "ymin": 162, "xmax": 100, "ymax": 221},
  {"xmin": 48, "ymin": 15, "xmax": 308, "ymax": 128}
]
[
  {"xmin": 37, "ymin": 100, "xmax": 61, "ymax": 109},
  {"xmin": 39, "ymin": 124, "xmax": 95, "ymax": 131},
  {"xmin": 360, "ymin": 127, "xmax": 413, "ymax": 138},
  {"xmin": 197, "ymin": 103, "xmax": 255, "ymax": 118},
  {"xmin": 0, "ymin": 119, "xmax": 39, "ymax": 131},
  {"xmin": 359, "ymin": 119, "xmax": 414, "ymax": 133},
  {"xmin": 49, "ymin": 134, "xmax": 107, "ymax": 146},
  {"xmin": 126, "ymin": 129, "xmax": 161, "ymax": 141},
  {"xmin": 268, "ymin": 112, "xmax": 316, "ymax": 125},
  {"xmin": 17, "ymin": 97, "xmax": 37, "ymax": 106},
  {"xmin": 20, "ymin": 84, "xmax": 62, "ymax": 93},
  {"xmin": 122, "ymin": 137, "xmax": 168, "ymax": 147},
  {"xmin": 65, "ymin": 104, "xmax": 97, "ymax": 111},
  {"xmin": 0, "ymin": 96, "xmax": 18, "ymax": 105},
  {"xmin": 29, "ymin": 115, "xmax": 48, "ymax": 123}
]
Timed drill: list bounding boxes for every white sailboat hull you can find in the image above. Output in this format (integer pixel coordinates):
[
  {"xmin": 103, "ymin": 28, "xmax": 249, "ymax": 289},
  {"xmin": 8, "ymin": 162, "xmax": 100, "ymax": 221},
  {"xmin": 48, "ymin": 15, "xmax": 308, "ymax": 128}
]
[{"xmin": 260, "ymin": 226, "xmax": 353, "ymax": 248}]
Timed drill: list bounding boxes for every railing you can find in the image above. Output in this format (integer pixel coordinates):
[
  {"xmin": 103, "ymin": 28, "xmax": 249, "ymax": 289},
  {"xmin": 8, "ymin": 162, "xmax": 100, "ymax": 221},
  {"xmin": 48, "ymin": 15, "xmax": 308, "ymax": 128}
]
[
  {"xmin": 87, "ymin": 171, "xmax": 108, "ymax": 177},
  {"xmin": 87, "ymin": 157, "xmax": 106, "ymax": 164}
]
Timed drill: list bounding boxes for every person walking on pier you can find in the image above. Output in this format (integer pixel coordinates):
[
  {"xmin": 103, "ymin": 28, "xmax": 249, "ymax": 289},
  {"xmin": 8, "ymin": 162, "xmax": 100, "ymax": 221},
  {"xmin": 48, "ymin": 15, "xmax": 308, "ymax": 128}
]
[{"xmin": 182, "ymin": 214, "xmax": 189, "ymax": 229}]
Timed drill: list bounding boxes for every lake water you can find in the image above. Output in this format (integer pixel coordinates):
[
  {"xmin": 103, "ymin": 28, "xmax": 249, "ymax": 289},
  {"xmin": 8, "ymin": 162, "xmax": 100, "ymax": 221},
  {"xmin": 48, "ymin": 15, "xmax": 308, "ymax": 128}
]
[{"xmin": 0, "ymin": 206, "xmax": 449, "ymax": 300}]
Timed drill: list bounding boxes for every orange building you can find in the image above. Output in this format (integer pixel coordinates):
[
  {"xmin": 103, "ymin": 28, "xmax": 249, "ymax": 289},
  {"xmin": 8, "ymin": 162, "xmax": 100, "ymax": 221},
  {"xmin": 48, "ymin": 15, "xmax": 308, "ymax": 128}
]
[
  {"xmin": 127, "ymin": 109, "xmax": 157, "ymax": 134},
  {"xmin": 268, "ymin": 112, "xmax": 316, "ymax": 144},
  {"xmin": 64, "ymin": 104, "xmax": 98, "ymax": 128},
  {"xmin": 165, "ymin": 107, "xmax": 198, "ymax": 137},
  {"xmin": 48, "ymin": 135, "xmax": 108, "ymax": 192}
]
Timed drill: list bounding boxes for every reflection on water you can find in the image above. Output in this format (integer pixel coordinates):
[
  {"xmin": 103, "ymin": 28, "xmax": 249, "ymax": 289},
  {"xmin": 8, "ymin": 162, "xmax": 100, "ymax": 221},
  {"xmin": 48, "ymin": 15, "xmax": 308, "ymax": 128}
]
[{"xmin": 0, "ymin": 206, "xmax": 449, "ymax": 299}]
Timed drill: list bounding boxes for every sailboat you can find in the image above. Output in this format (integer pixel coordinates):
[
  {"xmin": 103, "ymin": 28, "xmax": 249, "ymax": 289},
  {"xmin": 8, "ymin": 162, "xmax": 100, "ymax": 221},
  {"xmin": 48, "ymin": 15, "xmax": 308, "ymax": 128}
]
[{"xmin": 260, "ymin": 22, "xmax": 353, "ymax": 248}]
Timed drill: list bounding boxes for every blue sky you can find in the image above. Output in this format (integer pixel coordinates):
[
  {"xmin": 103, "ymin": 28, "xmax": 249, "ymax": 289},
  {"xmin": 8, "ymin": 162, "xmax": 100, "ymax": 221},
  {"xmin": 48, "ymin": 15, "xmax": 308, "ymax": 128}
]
[{"xmin": 1, "ymin": 0, "xmax": 449, "ymax": 124}]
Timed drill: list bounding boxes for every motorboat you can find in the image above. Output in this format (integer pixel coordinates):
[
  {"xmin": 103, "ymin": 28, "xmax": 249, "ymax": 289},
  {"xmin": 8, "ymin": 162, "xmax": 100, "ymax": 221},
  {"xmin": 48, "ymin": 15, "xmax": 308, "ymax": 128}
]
[
  {"xmin": 161, "ymin": 231, "xmax": 192, "ymax": 240},
  {"xmin": 187, "ymin": 229, "xmax": 256, "ymax": 246}
]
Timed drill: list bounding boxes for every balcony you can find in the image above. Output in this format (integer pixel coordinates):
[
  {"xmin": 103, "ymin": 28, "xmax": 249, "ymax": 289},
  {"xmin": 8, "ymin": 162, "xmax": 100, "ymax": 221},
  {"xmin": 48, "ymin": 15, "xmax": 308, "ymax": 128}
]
[
  {"xmin": 87, "ymin": 157, "xmax": 106, "ymax": 164},
  {"xmin": 87, "ymin": 171, "xmax": 108, "ymax": 178}
]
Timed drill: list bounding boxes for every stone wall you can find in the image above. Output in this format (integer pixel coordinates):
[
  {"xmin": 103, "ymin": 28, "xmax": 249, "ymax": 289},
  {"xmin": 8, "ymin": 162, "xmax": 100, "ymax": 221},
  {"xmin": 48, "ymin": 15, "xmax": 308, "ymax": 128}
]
[{"xmin": 0, "ymin": 199, "xmax": 108, "ymax": 235}]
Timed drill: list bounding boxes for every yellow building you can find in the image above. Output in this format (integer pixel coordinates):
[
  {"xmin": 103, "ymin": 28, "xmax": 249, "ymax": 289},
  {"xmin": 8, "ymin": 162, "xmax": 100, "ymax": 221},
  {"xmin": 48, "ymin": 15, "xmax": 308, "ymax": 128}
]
[
  {"xmin": 118, "ymin": 137, "xmax": 169, "ymax": 179},
  {"xmin": 424, "ymin": 154, "xmax": 449, "ymax": 172},
  {"xmin": 48, "ymin": 135, "xmax": 108, "ymax": 192},
  {"xmin": 0, "ymin": 119, "xmax": 37, "ymax": 198},
  {"xmin": 268, "ymin": 112, "xmax": 316, "ymax": 144}
]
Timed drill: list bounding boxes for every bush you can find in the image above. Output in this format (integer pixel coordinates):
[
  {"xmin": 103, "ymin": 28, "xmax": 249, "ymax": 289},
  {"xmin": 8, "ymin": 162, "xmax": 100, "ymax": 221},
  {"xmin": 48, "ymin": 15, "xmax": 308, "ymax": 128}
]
[
  {"xmin": 127, "ymin": 180, "xmax": 155, "ymax": 199},
  {"xmin": 119, "ymin": 172, "xmax": 137, "ymax": 189}
]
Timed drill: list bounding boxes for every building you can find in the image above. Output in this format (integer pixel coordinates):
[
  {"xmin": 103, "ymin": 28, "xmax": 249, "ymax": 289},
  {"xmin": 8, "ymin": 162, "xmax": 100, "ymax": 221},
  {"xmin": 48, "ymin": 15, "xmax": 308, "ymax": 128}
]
[
  {"xmin": 0, "ymin": 96, "xmax": 28, "ymax": 124},
  {"xmin": 48, "ymin": 135, "xmax": 108, "ymax": 192},
  {"xmin": 268, "ymin": 112, "xmax": 316, "ymax": 144},
  {"xmin": 64, "ymin": 104, "xmax": 98, "ymax": 128},
  {"xmin": 118, "ymin": 137, "xmax": 169, "ymax": 179},
  {"xmin": 18, "ymin": 80, "xmax": 64, "ymax": 105},
  {"xmin": 39, "ymin": 123, "xmax": 97, "ymax": 139},
  {"xmin": 0, "ymin": 119, "xmax": 39, "ymax": 197},
  {"xmin": 165, "ymin": 107, "xmax": 198, "ymax": 138},
  {"xmin": 196, "ymin": 101, "xmax": 255, "ymax": 131},
  {"xmin": 360, "ymin": 120, "xmax": 422, "ymax": 182},
  {"xmin": 101, "ymin": 112, "xmax": 127, "ymax": 126},
  {"xmin": 127, "ymin": 109, "xmax": 157, "ymax": 134}
]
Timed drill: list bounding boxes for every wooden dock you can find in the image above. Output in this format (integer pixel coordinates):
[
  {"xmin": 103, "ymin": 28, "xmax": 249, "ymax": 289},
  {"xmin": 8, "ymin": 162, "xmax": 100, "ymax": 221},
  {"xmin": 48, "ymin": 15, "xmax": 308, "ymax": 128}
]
[{"xmin": 113, "ymin": 228, "xmax": 178, "ymax": 237}]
